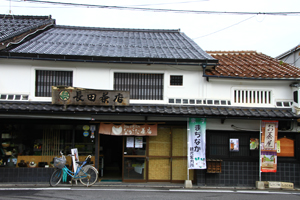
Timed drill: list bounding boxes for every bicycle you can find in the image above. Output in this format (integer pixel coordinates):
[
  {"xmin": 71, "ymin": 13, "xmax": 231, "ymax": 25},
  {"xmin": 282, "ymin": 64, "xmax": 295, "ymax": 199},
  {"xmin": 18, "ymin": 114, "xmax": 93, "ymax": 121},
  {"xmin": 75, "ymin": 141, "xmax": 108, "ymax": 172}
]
[{"xmin": 50, "ymin": 151, "xmax": 98, "ymax": 187}]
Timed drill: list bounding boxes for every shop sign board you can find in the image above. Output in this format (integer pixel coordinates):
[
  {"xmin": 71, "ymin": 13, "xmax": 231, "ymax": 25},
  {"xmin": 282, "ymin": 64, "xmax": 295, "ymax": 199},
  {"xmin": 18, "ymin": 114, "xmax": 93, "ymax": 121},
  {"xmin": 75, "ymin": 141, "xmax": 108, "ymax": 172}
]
[
  {"xmin": 260, "ymin": 120, "xmax": 278, "ymax": 173},
  {"xmin": 188, "ymin": 118, "xmax": 206, "ymax": 169},
  {"xmin": 52, "ymin": 86, "xmax": 130, "ymax": 106}
]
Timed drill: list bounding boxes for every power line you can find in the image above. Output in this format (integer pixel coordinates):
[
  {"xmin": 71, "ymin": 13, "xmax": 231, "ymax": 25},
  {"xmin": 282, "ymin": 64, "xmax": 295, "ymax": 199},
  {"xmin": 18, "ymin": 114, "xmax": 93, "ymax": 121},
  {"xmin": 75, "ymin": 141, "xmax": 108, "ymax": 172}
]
[
  {"xmin": 193, "ymin": 15, "xmax": 256, "ymax": 39},
  {"xmin": 10, "ymin": 0, "xmax": 300, "ymax": 16},
  {"xmin": 130, "ymin": 0, "xmax": 208, "ymax": 7}
]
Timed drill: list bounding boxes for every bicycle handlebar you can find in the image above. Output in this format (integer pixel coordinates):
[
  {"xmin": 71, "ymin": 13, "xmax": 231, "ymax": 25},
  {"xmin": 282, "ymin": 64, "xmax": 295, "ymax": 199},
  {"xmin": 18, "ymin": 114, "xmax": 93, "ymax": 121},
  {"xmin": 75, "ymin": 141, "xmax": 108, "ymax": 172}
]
[{"xmin": 60, "ymin": 151, "xmax": 91, "ymax": 162}]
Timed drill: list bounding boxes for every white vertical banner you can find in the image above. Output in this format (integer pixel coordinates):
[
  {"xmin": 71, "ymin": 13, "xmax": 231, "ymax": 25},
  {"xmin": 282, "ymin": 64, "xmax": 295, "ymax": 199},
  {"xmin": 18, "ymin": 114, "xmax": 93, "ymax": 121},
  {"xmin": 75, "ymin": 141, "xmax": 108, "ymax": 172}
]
[
  {"xmin": 188, "ymin": 118, "xmax": 206, "ymax": 169},
  {"xmin": 71, "ymin": 148, "xmax": 79, "ymax": 172}
]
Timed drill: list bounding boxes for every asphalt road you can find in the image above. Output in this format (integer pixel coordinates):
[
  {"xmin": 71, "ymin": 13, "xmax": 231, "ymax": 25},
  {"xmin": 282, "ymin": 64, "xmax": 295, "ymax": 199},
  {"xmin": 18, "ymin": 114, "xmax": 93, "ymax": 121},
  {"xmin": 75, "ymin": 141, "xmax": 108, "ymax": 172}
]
[{"xmin": 0, "ymin": 187, "xmax": 299, "ymax": 200}]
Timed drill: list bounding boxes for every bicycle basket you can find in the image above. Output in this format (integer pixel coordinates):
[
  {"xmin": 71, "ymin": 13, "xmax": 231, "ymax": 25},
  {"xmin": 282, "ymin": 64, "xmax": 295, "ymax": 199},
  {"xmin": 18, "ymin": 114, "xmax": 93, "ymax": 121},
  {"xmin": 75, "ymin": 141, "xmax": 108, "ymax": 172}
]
[{"xmin": 54, "ymin": 157, "xmax": 66, "ymax": 169}]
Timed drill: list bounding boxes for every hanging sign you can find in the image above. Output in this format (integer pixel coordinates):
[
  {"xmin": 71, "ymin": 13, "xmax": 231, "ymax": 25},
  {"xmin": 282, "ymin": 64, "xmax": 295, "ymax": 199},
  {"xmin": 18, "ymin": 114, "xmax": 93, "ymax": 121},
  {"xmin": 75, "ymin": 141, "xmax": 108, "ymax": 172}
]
[
  {"xmin": 99, "ymin": 123, "xmax": 157, "ymax": 136},
  {"xmin": 52, "ymin": 86, "xmax": 130, "ymax": 106},
  {"xmin": 261, "ymin": 120, "xmax": 278, "ymax": 173},
  {"xmin": 188, "ymin": 118, "xmax": 206, "ymax": 169},
  {"xmin": 90, "ymin": 125, "xmax": 96, "ymax": 139}
]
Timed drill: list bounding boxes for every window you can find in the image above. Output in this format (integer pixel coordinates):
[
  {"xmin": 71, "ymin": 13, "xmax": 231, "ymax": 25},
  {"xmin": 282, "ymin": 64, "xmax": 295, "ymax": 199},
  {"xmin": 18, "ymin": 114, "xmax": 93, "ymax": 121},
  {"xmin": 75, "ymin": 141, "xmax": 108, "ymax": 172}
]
[
  {"xmin": 233, "ymin": 89, "xmax": 272, "ymax": 105},
  {"xmin": 293, "ymin": 91, "xmax": 298, "ymax": 103},
  {"xmin": 170, "ymin": 75, "xmax": 183, "ymax": 86},
  {"xmin": 114, "ymin": 73, "xmax": 163, "ymax": 100},
  {"xmin": 35, "ymin": 70, "xmax": 73, "ymax": 97}
]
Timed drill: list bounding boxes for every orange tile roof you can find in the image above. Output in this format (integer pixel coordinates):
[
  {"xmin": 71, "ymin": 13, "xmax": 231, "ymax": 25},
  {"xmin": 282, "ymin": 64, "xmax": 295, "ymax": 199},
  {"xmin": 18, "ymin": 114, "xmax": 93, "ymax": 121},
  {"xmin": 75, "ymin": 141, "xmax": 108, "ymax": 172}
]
[{"xmin": 206, "ymin": 51, "xmax": 300, "ymax": 79}]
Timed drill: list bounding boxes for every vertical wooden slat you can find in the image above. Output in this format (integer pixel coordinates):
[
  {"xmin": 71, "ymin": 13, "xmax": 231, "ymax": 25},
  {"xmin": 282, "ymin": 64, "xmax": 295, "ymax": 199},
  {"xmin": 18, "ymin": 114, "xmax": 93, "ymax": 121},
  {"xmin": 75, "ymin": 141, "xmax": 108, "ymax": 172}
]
[
  {"xmin": 36, "ymin": 70, "xmax": 73, "ymax": 97},
  {"xmin": 113, "ymin": 73, "xmax": 164, "ymax": 100}
]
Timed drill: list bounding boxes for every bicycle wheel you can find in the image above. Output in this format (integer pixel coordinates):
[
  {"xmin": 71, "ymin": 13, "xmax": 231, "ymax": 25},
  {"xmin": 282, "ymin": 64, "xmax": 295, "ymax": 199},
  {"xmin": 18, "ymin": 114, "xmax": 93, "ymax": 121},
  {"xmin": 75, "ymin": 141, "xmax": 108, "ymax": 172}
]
[
  {"xmin": 79, "ymin": 165, "xmax": 98, "ymax": 186},
  {"xmin": 50, "ymin": 168, "xmax": 63, "ymax": 186}
]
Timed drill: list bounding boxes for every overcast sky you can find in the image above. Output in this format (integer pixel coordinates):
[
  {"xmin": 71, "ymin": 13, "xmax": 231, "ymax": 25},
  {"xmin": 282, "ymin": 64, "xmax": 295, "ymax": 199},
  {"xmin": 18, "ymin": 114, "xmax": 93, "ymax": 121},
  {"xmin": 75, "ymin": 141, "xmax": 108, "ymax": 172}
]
[{"xmin": 1, "ymin": 0, "xmax": 299, "ymax": 57}]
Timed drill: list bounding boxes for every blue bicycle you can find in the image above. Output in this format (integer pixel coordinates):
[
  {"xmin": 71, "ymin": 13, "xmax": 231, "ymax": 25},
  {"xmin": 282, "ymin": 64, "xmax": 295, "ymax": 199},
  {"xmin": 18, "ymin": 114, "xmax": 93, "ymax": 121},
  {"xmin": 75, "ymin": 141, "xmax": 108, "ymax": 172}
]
[{"xmin": 50, "ymin": 152, "xmax": 98, "ymax": 187}]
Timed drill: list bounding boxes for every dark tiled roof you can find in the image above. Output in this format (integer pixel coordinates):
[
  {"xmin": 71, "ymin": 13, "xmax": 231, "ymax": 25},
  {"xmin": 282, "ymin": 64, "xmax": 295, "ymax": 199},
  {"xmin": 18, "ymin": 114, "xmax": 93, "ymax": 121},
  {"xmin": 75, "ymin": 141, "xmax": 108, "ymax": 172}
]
[
  {"xmin": 5, "ymin": 25, "xmax": 215, "ymax": 62},
  {"xmin": 0, "ymin": 14, "xmax": 55, "ymax": 43},
  {"xmin": 206, "ymin": 51, "xmax": 300, "ymax": 79},
  {"xmin": 0, "ymin": 102, "xmax": 296, "ymax": 119}
]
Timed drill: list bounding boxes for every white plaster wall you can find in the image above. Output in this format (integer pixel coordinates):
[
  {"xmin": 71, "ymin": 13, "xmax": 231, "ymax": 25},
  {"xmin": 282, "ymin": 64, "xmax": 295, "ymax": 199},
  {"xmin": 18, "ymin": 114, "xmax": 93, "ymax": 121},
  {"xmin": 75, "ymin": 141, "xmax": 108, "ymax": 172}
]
[
  {"xmin": 204, "ymin": 78, "xmax": 294, "ymax": 106},
  {"xmin": 0, "ymin": 59, "xmax": 295, "ymax": 105},
  {"xmin": 0, "ymin": 60, "xmax": 31, "ymax": 95}
]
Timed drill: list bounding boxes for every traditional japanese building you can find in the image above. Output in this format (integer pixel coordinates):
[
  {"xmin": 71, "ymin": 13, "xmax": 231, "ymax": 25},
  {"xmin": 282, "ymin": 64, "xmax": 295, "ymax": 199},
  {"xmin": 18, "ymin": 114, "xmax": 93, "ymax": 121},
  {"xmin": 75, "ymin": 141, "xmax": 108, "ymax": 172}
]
[{"xmin": 0, "ymin": 15, "xmax": 299, "ymax": 187}]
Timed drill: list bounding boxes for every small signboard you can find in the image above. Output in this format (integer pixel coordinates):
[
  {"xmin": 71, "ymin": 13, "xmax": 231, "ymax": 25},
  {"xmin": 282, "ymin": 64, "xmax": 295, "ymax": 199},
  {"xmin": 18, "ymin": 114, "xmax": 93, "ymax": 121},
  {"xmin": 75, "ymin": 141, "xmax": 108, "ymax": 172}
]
[
  {"xmin": 52, "ymin": 86, "xmax": 130, "ymax": 106},
  {"xmin": 229, "ymin": 138, "xmax": 239, "ymax": 152}
]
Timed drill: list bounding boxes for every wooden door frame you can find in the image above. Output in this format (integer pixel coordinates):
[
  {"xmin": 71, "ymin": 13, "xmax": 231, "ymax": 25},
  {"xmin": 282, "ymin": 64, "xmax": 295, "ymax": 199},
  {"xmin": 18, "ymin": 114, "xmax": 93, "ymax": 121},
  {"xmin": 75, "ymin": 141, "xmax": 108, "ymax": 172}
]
[{"xmin": 122, "ymin": 136, "xmax": 148, "ymax": 182}]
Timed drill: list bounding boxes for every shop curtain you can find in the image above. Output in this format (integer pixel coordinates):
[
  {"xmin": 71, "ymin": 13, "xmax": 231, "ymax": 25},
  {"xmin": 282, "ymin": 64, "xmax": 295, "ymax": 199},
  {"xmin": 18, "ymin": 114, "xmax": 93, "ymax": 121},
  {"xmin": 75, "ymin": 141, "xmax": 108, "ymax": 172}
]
[{"xmin": 99, "ymin": 123, "xmax": 157, "ymax": 136}]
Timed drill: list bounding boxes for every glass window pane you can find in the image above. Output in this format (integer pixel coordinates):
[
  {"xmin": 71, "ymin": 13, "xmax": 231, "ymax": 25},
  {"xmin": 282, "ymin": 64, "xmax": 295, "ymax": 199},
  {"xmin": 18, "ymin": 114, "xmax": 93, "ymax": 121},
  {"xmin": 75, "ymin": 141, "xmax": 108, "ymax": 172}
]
[
  {"xmin": 123, "ymin": 157, "xmax": 146, "ymax": 180},
  {"xmin": 124, "ymin": 136, "xmax": 146, "ymax": 155}
]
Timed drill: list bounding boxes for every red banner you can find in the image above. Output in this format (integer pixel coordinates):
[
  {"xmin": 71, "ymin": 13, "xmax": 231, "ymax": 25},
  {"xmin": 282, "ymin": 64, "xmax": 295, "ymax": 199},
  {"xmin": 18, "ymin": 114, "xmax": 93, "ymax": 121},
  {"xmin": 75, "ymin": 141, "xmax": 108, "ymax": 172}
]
[
  {"xmin": 261, "ymin": 120, "xmax": 278, "ymax": 173},
  {"xmin": 99, "ymin": 123, "xmax": 157, "ymax": 136}
]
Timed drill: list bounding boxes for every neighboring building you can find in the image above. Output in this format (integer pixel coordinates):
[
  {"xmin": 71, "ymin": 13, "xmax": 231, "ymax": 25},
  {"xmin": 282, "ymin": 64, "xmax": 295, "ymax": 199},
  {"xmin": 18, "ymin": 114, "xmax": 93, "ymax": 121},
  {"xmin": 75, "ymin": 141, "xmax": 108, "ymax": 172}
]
[
  {"xmin": 276, "ymin": 44, "xmax": 300, "ymax": 68},
  {"xmin": 0, "ymin": 15, "xmax": 300, "ymax": 187}
]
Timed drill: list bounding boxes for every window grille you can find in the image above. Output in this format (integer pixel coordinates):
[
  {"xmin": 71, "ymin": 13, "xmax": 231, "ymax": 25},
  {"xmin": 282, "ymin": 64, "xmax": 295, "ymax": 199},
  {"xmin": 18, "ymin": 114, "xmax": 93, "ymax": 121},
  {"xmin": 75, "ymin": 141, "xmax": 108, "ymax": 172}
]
[
  {"xmin": 234, "ymin": 89, "xmax": 272, "ymax": 105},
  {"xmin": 170, "ymin": 75, "xmax": 183, "ymax": 86},
  {"xmin": 114, "ymin": 73, "xmax": 163, "ymax": 100},
  {"xmin": 35, "ymin": 70, "xmax": 73, "ymax": 97}
]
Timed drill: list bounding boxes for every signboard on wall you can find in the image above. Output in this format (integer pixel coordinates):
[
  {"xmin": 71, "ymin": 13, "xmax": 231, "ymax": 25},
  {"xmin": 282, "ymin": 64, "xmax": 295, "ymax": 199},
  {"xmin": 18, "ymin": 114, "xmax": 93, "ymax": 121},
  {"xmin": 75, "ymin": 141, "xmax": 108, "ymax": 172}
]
[
  {"xmin": 261, "ymin": 120, "xmax": 278, "ymax": 173},
  {"xmin": 52, "ymin": 86, "xmax": 130, "ymax": 106},
  {"xmin": 188, "ymin": 118, "xmax": 206, "ymax": 169},
  {"xmin": 229, "ymin": 138, "xmax": 239, "ymax": 151}
]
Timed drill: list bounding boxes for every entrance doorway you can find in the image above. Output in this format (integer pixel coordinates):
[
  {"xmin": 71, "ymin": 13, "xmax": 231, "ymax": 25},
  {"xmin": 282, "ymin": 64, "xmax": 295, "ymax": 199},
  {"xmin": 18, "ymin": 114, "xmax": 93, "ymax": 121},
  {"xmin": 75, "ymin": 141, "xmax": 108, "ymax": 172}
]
[{"xmin": 100, "ymin": 135, "xmax": 122, "ymax": 181}]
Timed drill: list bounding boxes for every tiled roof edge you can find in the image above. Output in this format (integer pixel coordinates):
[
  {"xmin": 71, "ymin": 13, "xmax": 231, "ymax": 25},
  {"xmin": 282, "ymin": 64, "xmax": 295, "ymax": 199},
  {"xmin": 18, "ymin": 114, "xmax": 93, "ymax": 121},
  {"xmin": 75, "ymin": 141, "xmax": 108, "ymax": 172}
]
[
  {"xmin": 206, "ymin": 50, "xmax": 258, "ymax": 55},
  {"xmin": 0, "ymin": 14, "xmax": 52, "ymax": 20},
  {"xmin": 53, "ymin": 25, "xmax": 181, "ymax": 33},
  {"xmin": 0, "ymin": 20, "xmax": 55, "ymax": 43},
  {"xmin": 0, "ymin": 102, "xmax": 296, "ymax": 119}
]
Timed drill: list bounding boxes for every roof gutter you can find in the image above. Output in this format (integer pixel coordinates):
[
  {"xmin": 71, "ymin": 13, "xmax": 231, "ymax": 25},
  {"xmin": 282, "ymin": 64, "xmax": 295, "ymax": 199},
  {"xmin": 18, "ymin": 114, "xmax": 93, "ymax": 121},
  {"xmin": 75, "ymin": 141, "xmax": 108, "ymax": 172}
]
[
  {"xmin": 201, "ymin": 64, "xmax": 300, "ymax": 81},
  {"xmin": 0, "ymin": 55, "xmax": 218, "ymax": 66}
]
